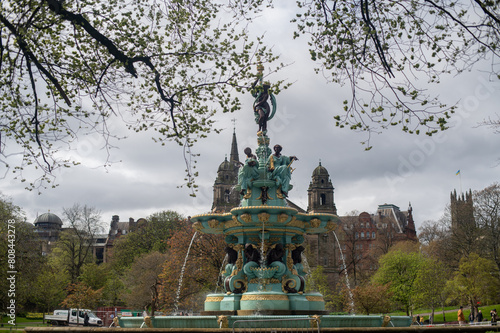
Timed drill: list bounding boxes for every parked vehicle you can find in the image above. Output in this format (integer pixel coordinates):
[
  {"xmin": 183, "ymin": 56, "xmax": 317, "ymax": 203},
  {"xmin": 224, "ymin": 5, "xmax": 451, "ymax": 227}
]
[{"xmin": 44, "ymin": 309, "xmax": 103, "ymax": 326}]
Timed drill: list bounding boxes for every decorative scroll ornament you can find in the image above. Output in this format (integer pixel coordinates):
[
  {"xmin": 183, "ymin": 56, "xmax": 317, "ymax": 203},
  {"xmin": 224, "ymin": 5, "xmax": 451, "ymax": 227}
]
[{"xmin": 282, "ymin": 278, "xmax": 297, "ymax": 293}]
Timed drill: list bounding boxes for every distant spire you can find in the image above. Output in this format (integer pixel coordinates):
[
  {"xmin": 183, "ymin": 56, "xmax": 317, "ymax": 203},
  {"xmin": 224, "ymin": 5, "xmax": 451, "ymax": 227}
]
[{"xmin": 230, "ymin": 127, "xmax": 239, "ymax": 163}]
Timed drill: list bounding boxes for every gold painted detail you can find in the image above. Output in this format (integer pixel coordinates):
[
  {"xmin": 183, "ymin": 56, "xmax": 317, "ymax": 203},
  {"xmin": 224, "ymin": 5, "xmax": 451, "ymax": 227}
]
[
  {"xmin": 144, "ymin": 316, "xmax": 153, "ymax": 328},
  {"xmin": 205, "ymin": 296, "xmax": 224, "ymax": 302},
  {"xmin": 208, "ymin": 219, "xmax": 220, "ymax": 229},
  {"xmin": 243, "ymin": 188, "xmax": 252, "ymax": 199},
  {"xmin": 310, "ymin": 315, "xmax": 321, "ymax": 328},
  {"xmin": 310, "ymin": 218, "xmax": 321, "ymax": 228},
  {"xmin": 192, "ymin": 222, "xmax": 202, "ymax": 232},
  {"xmin": 240, "ymin": 213, "xmax": 252, "ymax": 223},
  {"xmin": 276, "ymin": 186, "xmax": 284, "ymax": 199},
  {"xmin": 234, "ymin": 279, "xmax": 248, "ymax": 293},
  {"xmin": 258, "ymin": 212, "xmax": 270, "ymax": 222},
  {"xmin": 241, "ymin": 294, "xmax": 289, "ymax": 301},
  {"xmin": 225, "ymin": 216, "xmax": 243, "ymax": 228},
  {"xmin": 217, "ymin": 315, "xmax": 229, "ymax": 329},
  {"xmin": 306, "ymin": 296, "xmax": 324, "ymax": 302},
  {"xmin": 277, "ymin": 213, "xmax": 289, "ymax": 223},
  {"xmin": 282, "ymin": 278, "xmax": 297, "ymax": 293},
  {"xmin": 285, "ymin": 244, "xmax": 297, "ymax": 273},
  {"xmin": 286, "ymin": 217, "xmax": 305, "ymax": 228},
  {"xmin": 326, "ymin": 221, "xmax": 337, "ymax": 231}
]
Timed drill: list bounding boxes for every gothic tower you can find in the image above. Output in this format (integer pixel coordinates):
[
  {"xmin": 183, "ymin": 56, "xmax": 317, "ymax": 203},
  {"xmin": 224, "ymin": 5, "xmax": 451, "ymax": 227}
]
[
  {"xmin": 450, "ymin": 189, "xmax": 474, "ymax": 229},
  {"xmin": 307, "ymin": 162, "xmax": 337, "ymax": 215},
  {"xmin": 211, "ymin": 130, "xmax": 240, "ymax": 212}
]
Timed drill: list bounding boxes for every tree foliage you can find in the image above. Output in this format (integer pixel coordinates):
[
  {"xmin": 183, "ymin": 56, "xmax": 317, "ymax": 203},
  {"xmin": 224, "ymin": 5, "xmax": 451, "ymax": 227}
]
[
  {"xmin": 61, "ymin": 282, "xmax": 103, "ymax": 310},
  {"xmin": 474, "ymin": 183, "xmax": 500, "ymax": 273},
  {"xmin": 307, "ymin": 265, "xmax": 339, "ymax": 311},
  {"xmin": 446, "ymin": 253, "xmax": 500, "ymax": 313},
  {"xmin": 32, "ymin": 263, "xmax": 68, "ymax": 313},
  {"xmin": 122, "ymin": 251, "xmax": 167, "ymax": 315},
  {"xmin": 0, "ymin": 194, "xmax": 45, "ymax": 311},
  {"xmin": 159, "ymin": 220, "xmax": 225, "ymax": 313},
  {"xmin": 50, "ymin": 204, "xmax": 103, "ymax": 283},
  {"xmin": 372, "ymin": 249, "xmax": 424, "ymax": 315},
  {"xmin": 0, "ymin": 0, "xmax": 282, "ymax": 190},
  {"xmin": 351, "ymin": 283, "xmax": 392, "ymax": 315},
  {"xmin": 110, "ymin": 210, "xmax": 184, "ymax": 271},
  {"xmin": 293, "ymin": 0, "xmax": 500, "ymax": 148},
  {"xmin": 413, "ymin": 257, "xmax": 450, "ymax": 321}
]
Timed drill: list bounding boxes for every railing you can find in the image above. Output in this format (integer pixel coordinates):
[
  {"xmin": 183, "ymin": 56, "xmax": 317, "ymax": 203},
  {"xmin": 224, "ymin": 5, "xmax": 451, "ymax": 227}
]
[{"xmin": 232, "ymin": 317, "xmax": 320, "ymax": 333}]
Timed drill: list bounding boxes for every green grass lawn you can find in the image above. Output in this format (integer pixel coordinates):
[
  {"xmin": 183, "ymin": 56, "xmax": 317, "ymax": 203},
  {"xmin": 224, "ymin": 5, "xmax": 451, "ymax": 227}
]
[{"xmin": 389, "ymin": 304, "xmax": 500, "ymax": 324}]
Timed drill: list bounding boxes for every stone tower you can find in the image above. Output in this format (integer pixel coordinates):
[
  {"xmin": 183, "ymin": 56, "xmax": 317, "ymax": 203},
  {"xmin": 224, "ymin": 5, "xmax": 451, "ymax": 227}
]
[
  {"xmin": 450, "ymin": 189, "xmax": 474, "ymax": 229},
  {"xmin": 307, "ymin": 162, "xmax": 337, "ymax": 215},
  {"xmin": 305, "ymin": 162, "xmax": 339, "ymax": 286},
  {"xmin": 211, "ymin": 130, "xmax": 240, "ymax": 212}
]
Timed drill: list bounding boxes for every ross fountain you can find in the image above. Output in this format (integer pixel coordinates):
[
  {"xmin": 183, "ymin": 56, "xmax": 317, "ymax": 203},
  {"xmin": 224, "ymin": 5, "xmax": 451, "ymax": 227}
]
[{"xmin": 118, "ymin": 66, "xmax": 412, "ymax": 329}]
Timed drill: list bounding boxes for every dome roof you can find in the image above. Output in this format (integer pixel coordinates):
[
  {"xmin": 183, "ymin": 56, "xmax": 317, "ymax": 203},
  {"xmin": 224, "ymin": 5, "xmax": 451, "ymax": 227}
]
[
  {"xmin": 217, "ymin": 157, "xmax": 233, "ymax": 172},
  {"xmin": 34, "ymin": 212, "xmax": 63, "ymax": 226},
  {"xmin": 312, "ymin": 162, "xmax": 329, "ymax": 177}
]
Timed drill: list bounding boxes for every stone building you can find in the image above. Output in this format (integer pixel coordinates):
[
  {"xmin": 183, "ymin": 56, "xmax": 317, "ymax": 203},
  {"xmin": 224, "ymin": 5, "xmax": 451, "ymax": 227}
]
[
  {"xmin": 33, "ymin": 212, "xmax": 64, "ymax": 255},
  {"xmin": 450, "ymin": 189, "xmax": 474, "ymax": 229},
  {"xmin": 32, "ymin": 212, "xmax": 146, "ymax": 263},
  {"xmin": 212, "ymin": 129, "xmax": 241, "ymax": 213}
]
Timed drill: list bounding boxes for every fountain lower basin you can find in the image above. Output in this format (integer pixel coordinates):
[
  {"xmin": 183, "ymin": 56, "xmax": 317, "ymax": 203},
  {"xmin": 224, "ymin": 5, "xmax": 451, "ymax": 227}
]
[{"xmin": 118, "ymin": 314, "xmax": 412, "ymax": 328}]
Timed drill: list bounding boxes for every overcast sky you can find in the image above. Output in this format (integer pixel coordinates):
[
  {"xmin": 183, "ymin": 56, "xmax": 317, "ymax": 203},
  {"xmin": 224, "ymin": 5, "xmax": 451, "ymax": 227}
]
[{"xmin": 3, "ymin": 3, "xmax": 499, "ymax": 232}]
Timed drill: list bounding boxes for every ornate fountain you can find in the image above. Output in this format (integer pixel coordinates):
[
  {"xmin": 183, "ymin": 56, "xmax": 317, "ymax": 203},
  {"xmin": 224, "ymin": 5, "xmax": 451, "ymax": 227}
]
[
  {"xmin": 192, "ymin": 131, "xmax": 338, "ymax": 315},
  {"xmin": 118, "ymin": 67, "xmax": 412, "ymax": 329}
]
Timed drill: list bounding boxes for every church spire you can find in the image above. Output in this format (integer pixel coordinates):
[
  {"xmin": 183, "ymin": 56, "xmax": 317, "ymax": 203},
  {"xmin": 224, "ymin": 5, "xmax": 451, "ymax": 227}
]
[{"xmin": 229, "ymin": 124, "xmax": 239, "ymax": 164}]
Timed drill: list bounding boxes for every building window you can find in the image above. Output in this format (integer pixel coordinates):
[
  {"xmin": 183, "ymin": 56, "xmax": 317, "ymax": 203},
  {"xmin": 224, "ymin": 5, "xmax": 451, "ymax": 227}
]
[
  {"xmin": 361, "ymin": 232, "xmax": 364, "ymax": 239},
  {"xmin": 372, "ymin": 232, "xmax": 376, "ymax": 239},
  {"xmin": 366, "ymin": 232, "xmax": 370, "ymax": 239},
  {"xmin": 360, "ymin": 222, "xmax": 364, "ymax": 228},
  {"xmin": 355, "ymin": 232, "xmax": 359, "ymax": 239},
  {"xmin": 320, "ymin": 193, "xmax": 326, "ymax": 205}
]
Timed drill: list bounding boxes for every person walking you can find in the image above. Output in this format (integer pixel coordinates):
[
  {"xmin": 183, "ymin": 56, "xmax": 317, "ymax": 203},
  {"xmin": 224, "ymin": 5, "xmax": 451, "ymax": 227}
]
[
  {"xmin": 491, "ymin": 309, "xmax": 498, "ymax": 326},
  {"xmin": 458, "ymin": 306, "xmax": 466, "ymax": 325}
]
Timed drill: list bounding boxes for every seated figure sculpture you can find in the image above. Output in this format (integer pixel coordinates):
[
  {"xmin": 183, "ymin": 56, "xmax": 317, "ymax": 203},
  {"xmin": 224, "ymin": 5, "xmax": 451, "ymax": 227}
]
[
  {"xmin": 267, "ymin": 144, "xmax": 298, "ymax": 197},
  {"xmin": 237, "ymin": 147, "xmax": 259, "ymax": 198}
]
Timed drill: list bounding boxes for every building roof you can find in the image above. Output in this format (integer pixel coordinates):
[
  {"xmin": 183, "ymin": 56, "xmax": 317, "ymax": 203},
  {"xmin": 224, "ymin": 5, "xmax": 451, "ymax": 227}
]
[
  {"xmin": 34, "ymin": 212, "xmax": 63, "ymax": 226},
  {"xmin": 217, "ymin": 157, "xmax": 234, "ymax": 172},
  {"xmin": 312, "ymin": 162, "xmax": 329, "ymax": 177}
]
